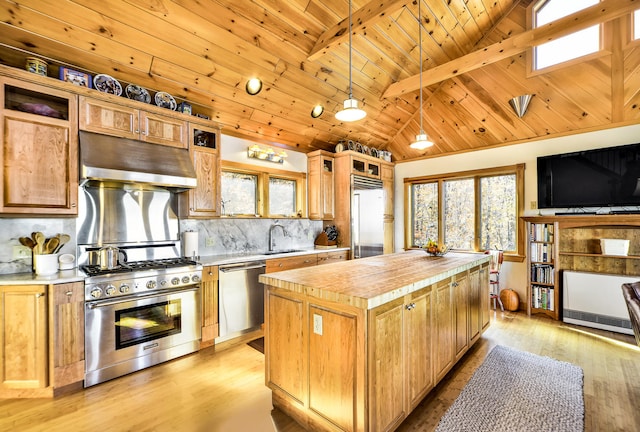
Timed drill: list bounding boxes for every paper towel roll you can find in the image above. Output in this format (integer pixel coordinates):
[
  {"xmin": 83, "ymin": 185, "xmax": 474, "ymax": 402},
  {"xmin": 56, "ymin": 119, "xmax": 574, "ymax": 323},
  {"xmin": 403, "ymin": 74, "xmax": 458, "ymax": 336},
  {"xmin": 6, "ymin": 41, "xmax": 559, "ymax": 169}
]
[{"xmin": 183, "ymin": 231, "xmax": 199, "ymax": 258}]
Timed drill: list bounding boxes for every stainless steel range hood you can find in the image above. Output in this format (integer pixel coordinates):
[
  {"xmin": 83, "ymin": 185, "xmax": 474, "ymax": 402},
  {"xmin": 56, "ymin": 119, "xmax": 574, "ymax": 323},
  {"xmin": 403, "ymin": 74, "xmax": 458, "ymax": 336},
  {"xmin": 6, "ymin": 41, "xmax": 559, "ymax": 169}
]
[{"xmin": 79, "ymin": 131, "xmax": 197, "ymax": 190}]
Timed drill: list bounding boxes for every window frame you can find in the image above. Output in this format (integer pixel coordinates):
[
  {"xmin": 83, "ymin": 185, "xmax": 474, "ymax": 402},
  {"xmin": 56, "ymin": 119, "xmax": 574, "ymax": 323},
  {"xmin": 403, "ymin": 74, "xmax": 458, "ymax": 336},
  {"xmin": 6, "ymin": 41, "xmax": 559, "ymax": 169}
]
[
  {"xmin": 527, "ymin": 0, "xmax": 605, "ymax": 75},
  {"xmin": 404, "ymin": 164, "xmax": 525, "ymax": 262},
  {"xmin": 220, "ymin": 160, "xmax": 306, "ymax": 218}
]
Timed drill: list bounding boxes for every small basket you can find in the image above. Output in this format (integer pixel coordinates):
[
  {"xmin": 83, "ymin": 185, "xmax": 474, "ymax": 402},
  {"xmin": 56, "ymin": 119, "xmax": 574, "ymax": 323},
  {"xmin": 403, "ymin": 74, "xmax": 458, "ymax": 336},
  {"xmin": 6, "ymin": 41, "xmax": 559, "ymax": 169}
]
[{"xmin": 600, "ymin": 239, "xmax": 630, "ymax": 256}]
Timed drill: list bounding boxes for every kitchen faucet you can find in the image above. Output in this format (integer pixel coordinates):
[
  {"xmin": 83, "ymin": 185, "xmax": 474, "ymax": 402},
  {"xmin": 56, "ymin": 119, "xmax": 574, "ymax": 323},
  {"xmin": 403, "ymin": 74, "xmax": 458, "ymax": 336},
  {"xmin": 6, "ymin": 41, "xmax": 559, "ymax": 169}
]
[{"xmin": 269, "ymin": 223, "xmax": 286, "ymax": 251}]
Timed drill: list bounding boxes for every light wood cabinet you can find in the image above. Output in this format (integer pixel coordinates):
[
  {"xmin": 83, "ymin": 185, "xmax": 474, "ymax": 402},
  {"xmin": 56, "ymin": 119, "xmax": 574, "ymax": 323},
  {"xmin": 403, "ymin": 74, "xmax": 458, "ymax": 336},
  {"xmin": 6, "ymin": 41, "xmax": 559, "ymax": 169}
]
[
  {"xmin": 351, "ymin": 156, "xmax": 381, "ymax": 179},
  {"xmin": 51, "ymin": 282, "xmax": 84, "ymax": 390},
  {"xmin": 369, "ymin": 285, "xmax": 434, "ymax": 431},
  {"xmin": 434, "ymin": 277, "xmax": 454, "ymax": 382},
  {"xmin": 0, "ymin": 77, "xmax": 78, "ymax": 215},
  {"xmin": 307, "ymin": 150, "xmax": 334, "ymax": 220},
  {"xmin": 79, "ymin": 96, "xmax": 188, "ymax": 148},
  {"xmin": 317, "ymin": 250, "xmax": 349, "ymax": 265},
  {"xmin": 454, "ymin": 273, "xmax": 469, "ymax": 361},
  {"xmin": 0, "ymin": 285, "xmax": 48, "ymax": 394},
  {"xmin": 200, "ymin": 265, "xmax": 219, "ymax": 348},
  {"xmin": 178, "ymin": 123, "xmax": 221, "ymax": 218},
  {"xmin": 266, "ymin": 254, "xmax": 318, "ymax": 272}
]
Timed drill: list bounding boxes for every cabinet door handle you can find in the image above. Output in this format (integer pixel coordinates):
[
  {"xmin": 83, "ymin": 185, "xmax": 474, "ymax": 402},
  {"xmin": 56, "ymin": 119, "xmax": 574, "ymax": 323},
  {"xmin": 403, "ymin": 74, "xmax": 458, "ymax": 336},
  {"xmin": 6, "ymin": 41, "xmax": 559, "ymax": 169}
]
[
  {"xmin": 405, "ymin": 302, "xmax": 416, "ymax": 310},
  {"xmin": 66, "ymin": 291, "xmax": 73, "ymax": 297},
  {"xmin": 278, "ymin": 263, "xmax": 284, "ymax": 267},
  {"xmin": 35, "ymin": 293, "xmax": 44, "ymax": 298},
  {"xmin": 452, "ymin": 282, "xmax": 459, "ymax": 287}
]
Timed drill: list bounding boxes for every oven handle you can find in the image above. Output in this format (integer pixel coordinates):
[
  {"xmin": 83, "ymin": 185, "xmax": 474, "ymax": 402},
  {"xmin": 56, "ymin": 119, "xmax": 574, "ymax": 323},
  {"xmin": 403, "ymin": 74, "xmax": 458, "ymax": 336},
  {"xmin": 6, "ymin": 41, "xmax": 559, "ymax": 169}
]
[
  {"xmin": 86, "ymin": 286, "xmax": 199, "ymax": 309},
  {"xmin": 219, "ymin": 262, "xmax": 266, "ymax": 272}
]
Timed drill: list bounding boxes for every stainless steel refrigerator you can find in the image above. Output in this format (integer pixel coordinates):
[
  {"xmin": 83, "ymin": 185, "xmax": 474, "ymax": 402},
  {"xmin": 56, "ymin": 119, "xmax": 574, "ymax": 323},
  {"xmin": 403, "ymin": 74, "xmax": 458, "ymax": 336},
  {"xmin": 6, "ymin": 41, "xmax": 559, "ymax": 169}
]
[{"xmin": 351, "ymin": 176, "xmax": 384, "ymax": 258}]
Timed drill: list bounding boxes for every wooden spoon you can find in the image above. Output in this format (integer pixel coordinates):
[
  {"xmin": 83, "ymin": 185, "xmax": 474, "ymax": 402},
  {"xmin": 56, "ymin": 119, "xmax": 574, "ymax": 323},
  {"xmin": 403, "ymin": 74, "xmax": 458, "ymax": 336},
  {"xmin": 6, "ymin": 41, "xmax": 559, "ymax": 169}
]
[
  {"xmin": 45, "ymin": 237, "xmax": 59, "ymax": 254},
  {"xmin": 53, "ymin": 233, "xmax": 70, "ymax": 253},
  {"xmin": 34, "ymin": 232, "xmax": 45, "ymax": 255},
  {"xmin": 19, "ymin": 236, "xmax": 36, "ymax": 249}
]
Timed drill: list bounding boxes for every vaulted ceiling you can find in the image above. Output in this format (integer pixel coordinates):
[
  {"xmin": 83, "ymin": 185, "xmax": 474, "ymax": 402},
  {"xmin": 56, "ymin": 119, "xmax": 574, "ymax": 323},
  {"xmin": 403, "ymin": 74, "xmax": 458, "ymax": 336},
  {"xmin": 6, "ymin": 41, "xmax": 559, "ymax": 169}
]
[{"xmin": 1, "ymin": 0, "xmax": 639, "ymax": 162}]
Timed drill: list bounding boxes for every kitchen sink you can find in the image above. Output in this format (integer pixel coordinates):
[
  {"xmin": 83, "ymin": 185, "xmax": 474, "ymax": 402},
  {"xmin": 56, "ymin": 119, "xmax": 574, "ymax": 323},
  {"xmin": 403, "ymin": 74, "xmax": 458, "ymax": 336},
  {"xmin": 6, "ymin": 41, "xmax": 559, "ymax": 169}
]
[{"xmin": 262, "ymin": 249, "xmax": 306, "ymax": 255}]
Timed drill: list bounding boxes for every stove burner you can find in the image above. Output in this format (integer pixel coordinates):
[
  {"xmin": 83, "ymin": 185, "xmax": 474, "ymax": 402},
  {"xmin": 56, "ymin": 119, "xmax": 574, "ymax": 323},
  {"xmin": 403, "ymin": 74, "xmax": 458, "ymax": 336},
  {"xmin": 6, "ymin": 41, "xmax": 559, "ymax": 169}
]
[{"xmin": 82, "ymin": 257, "xmax": 198, "ymax": 277}]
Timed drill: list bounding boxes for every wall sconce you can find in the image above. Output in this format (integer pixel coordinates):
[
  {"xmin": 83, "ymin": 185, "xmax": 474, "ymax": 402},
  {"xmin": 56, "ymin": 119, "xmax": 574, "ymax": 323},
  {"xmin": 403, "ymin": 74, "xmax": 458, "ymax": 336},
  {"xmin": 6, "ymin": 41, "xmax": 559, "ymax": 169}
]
[
  {"xmin": 509, "ymin": 94, "xmax": 533, "ymax": 117},
  {"xmin": 247, "ymin": 144, "xmax": 287, "ymax": 164}
]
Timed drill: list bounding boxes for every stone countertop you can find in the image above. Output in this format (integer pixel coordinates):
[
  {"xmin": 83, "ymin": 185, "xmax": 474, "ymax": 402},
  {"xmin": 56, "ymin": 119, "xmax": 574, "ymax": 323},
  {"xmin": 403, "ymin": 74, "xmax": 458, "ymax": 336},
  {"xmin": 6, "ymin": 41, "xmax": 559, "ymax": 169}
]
[
  {"xmin": 0, "ymin": 247, "xmax": 351, "ymax": 285},
  {"xmin": 198, "ymin": 247, "xmax": 350, "ymax": 267},
  {"xmin": 259, "ymin": 250, "xmax": 490, "ymax": 309},
  {"xmin": 0, "ymin": 269, "xmax": 85, "ymax": 286}
]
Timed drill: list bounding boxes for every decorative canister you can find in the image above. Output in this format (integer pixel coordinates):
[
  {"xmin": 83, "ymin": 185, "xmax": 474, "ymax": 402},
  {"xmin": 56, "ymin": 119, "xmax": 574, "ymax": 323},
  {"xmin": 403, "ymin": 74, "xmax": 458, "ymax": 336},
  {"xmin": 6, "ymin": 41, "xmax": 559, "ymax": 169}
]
[{"xmin": 26, "ymin": 57, "xmax": 47, "ymax": 76}]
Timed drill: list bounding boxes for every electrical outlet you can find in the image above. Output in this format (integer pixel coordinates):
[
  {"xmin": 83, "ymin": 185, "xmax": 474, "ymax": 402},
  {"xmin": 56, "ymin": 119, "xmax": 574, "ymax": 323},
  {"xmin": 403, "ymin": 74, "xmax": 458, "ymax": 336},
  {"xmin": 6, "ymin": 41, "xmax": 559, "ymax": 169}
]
[
  {"xmin": 205, "ymin": 237, "xmax": 215, "ymax": 247},
  {"xmin": 313, "ymin": 313, "xmax": 323, "ymax": 335},
  {"xmin": 13, "ymin": 245, "xmax": 32, "ymax": 259},
  {"xmin": 530, "ymin": 200, "xmax": 537, "ymax": 209}
]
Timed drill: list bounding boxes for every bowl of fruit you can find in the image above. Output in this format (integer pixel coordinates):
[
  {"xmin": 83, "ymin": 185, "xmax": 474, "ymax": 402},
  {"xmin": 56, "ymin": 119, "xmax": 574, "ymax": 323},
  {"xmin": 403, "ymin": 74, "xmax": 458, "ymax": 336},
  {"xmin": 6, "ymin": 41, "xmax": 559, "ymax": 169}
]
[{"xmin": 422, "ymin": 240, "xmax": 449, "ymax": 256}]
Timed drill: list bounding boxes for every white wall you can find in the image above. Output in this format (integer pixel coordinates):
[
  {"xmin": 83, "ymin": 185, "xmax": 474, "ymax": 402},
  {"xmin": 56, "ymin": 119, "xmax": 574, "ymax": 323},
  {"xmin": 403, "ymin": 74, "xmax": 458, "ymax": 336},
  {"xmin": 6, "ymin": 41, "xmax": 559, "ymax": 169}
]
[
  {"xmin": 393, "ymin": 123, "xmax": 640, "ymax": 303},
  {"xmin": 221, "ymin": 134, "xmax": 308, "ymax": 172}
]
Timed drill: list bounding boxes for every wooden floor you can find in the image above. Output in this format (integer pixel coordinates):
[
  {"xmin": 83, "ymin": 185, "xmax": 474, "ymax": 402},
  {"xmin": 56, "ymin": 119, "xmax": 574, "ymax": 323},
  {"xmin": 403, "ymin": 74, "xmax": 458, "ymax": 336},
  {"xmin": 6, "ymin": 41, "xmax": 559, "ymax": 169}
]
[{"xmin": 1, "ymin": 311, "xmax": 639, "ymax": 431}]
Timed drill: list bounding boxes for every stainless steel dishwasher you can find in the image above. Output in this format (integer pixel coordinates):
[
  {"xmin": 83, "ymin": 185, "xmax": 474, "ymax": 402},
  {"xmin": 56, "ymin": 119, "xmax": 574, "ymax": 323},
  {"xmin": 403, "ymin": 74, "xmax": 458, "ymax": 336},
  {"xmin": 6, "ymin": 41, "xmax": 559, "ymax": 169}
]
[{"xmin": 217, "ymin": 261, "xmax": 266, "ymax": 343}]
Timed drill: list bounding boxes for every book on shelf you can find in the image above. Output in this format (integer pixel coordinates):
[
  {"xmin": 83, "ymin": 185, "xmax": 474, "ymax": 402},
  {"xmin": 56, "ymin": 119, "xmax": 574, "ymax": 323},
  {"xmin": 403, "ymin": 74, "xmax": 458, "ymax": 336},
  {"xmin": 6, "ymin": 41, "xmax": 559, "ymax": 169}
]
[
  {"xmin": 530, "ymin": 223, "xmax": 554, "ymax": 242},
  {"xmin": 529, "ymin": 243, "xmax": 553, "ymax": 262},
  {"xmin": 531, "ymin": 285, "xmax": 555, "ymax": 311}
]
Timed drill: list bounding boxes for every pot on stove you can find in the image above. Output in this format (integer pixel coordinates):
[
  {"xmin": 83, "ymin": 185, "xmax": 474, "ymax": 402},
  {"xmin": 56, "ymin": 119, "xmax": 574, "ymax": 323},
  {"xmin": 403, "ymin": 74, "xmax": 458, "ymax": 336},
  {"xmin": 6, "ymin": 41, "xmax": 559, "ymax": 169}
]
[{"xmin": 98, "ymin": 245, "xmax": 127, "ymax": 270}]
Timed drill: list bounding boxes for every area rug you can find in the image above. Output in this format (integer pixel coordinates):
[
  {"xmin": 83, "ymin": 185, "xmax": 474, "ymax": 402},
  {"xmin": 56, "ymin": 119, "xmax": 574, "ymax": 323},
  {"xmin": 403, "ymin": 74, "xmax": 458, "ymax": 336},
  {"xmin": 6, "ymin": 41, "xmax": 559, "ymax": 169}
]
[{"xmin": 435, "ymin": 345, "xmax": 584, "ymax": 432}]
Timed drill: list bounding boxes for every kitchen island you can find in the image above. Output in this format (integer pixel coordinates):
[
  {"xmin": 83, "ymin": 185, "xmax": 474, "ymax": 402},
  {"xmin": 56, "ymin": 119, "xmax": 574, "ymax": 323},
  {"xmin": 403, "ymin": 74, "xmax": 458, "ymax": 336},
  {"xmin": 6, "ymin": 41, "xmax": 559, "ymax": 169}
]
[{"xmin": 259, "ymin": 250, "xmax": 491, "ymax": 432}]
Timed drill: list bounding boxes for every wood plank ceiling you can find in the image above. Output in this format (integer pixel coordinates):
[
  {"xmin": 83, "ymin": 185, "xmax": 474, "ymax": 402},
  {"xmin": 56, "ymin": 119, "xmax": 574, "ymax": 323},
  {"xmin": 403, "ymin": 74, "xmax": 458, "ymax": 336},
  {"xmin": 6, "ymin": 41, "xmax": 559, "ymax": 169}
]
[{"xmin": 0, "ymin": 0, "xmax": 639, "ymax": 162}]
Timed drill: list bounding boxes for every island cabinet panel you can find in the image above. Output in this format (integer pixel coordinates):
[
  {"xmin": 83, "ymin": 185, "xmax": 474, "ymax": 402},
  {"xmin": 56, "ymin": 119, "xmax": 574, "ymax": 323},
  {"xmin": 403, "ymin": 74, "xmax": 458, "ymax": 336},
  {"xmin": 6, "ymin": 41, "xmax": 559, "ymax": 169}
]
[
  {"xmin": 369, "ymin": 298, "xmax": 405, "ymax": 431},
  {"xmin": 405, "ymin": 288, "xmax": 434, "ymax": 410},
  {"xmin": 200, "ymin": 265, "xmax": 219, "ymax": 348},
  {"xmin": 434, "ymin": 278, "xmax": 454, "ymax": 382},
  {"xmin": 480, "ymin": 264, "xmax": 491, "ymax": 331},
  {"xmin": 468, "ymin": 265, "xmax": 482, "ymax": 344},
  {"xmin": 266, "ymin": 291, "xmax": 305, "ymax": 404},
  {"xmin": 454, "ymin": 273, "xmax": 469, "ymax": 360},
  {"xmin": 308, "ymin": 306, "xmax": 358, "ymax": 431}
]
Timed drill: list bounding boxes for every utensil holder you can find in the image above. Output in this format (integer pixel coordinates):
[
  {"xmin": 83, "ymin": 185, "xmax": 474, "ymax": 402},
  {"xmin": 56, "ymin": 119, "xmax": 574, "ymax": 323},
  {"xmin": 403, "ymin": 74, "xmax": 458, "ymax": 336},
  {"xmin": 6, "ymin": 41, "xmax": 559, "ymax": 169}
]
[{"xmin": 34, "ymin": 254, "xmax": 59, "ymax": 275}]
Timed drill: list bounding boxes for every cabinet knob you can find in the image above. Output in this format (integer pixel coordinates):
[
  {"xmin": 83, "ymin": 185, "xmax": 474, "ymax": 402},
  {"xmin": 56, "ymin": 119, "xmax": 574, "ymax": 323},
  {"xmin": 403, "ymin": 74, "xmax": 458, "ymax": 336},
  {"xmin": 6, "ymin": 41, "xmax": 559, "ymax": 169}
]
[
  {"xmin": 279, "ymin": 263, "xmax": 283, "ymax": 267},
  {"xmin": 452, "ymin": 282, "xmax": 459, "ymax": 287},
  {"xmin": 405, "ymin": 302, "xmax": 416, "ymax": 310},
  {"xmin": 35, "ymin": 293, "xmax": 44, "ymax": 298},
  {"xmin": 208, "ymin": 271, "xmax": 213, "ymax": 276},
  {"xmin": 66, "ymin": 291, "xmax": 73, "ymax": 296},
  {"xmin": 134, "ymin": 129, "xmax": 140, "ymax": 134}
]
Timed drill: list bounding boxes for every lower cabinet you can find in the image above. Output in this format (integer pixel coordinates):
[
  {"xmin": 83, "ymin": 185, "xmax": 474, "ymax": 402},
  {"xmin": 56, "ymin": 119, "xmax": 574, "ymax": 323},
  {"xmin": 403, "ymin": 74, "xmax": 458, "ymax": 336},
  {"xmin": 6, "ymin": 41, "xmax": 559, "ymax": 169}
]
[
  {"xmin": 0, "ymin": 282, "xmax": 84, "ymax": 398},
  {"xmin": 200, "ymin": 265, "xmax": 219, "ymax": 348}
]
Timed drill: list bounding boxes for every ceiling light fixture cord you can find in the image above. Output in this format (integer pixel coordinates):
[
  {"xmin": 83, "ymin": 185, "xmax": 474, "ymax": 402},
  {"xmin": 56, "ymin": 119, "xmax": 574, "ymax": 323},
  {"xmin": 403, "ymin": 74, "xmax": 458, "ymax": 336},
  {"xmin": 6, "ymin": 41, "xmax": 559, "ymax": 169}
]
[
  {"xmin": 348, "ymin": 0, "xmax": 353, "ymax": 100},
  {"xmin": 418, "ymin": 0, "xmax": 423, "ymax": 134}
]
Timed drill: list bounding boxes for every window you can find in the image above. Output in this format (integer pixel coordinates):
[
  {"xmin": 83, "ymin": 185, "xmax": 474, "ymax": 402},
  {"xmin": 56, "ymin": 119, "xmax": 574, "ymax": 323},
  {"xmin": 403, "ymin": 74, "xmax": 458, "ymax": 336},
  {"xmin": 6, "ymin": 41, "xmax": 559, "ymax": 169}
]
[
  {"xmin": 532, "ymin": 0, "xmax": 600, "ymax": 70},
  {"xmin": 221, "ymin": 171, "xmax": 258, "ymax": 216},
  {"xmin": 405, "ymin": 164, "xmax": 524, "ymax": 258},
  {"xmin": 221, "ymin": 161, "xmax": 306, "ymax": 218},
  {"xmin": 635, "ymin": 10, "xmax": 640, "ymax": 40},
  {"xmin": 269, "ymin": 177, "xmax": 297, "ymax": 216}
]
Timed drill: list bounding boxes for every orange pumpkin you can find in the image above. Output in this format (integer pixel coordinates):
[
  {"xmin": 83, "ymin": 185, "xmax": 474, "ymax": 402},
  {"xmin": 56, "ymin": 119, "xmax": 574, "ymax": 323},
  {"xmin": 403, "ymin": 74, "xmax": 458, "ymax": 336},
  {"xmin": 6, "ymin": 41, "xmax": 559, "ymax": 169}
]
[{"xmin": 499, "ymin": 289, "xmax": 520, "ymax": 311}]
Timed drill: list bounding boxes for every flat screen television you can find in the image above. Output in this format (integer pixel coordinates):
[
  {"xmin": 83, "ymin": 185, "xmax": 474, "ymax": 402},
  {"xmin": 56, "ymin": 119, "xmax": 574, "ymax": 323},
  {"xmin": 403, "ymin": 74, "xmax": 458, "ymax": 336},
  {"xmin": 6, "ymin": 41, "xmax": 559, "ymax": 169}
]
[{"xmin": 537, "ymin": 142, "xmax": 640, "ymax": 209}]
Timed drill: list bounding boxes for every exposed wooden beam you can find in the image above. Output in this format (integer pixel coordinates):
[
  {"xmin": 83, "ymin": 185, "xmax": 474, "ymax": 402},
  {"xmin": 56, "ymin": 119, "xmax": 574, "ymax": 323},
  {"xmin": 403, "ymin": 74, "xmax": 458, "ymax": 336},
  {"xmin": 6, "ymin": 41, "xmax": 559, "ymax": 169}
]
[
  {"xmin": 307, "ymin": 0, "xmax": 408, "ymax": 62},
  {"xmin": 383, "ymin": 0, "xmax": 640, "ymax": 99}
]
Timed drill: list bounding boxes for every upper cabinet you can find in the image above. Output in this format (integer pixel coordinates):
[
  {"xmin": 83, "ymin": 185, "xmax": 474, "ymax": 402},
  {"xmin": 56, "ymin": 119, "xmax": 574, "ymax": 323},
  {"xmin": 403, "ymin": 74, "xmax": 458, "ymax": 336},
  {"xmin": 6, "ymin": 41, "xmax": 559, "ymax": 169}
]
[
  {"xmin": 0, "ymin": 77, "xmax": 78, "ymax": 215},
  {"xmin": 78, "ymin": 96, "xmax": 188, "ymax": 148},
  {"xmin": 178, "ymin": 123, "xmax": 221, "ymax": 218},
  {"xmin": 351, "ymin": 156, "xmax": 380, "ymax": 179},
  {"xmin": 307, "ymin": 150, "xmax": 335, "ymax": 220}
]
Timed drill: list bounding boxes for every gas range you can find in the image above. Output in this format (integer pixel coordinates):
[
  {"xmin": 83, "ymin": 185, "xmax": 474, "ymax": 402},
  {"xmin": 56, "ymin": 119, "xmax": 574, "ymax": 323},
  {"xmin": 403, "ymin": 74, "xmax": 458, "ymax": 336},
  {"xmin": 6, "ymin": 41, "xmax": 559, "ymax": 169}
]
[{"xmin": 82, "ymin": 258, "xmax": 202, "ymax": 301}]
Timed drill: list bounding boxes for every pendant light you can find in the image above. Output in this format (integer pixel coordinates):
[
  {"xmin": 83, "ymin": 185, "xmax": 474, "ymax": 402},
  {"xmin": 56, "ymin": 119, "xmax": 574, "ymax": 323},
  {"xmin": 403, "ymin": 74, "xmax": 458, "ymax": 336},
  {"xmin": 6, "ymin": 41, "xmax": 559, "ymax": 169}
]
[
  {"xmin": 335, "ymin": 0, "xmax": 366, "ymax": 122},
  {"xmin": 410, "ymin": 0, "xmax": 433, "ymax": 150}
]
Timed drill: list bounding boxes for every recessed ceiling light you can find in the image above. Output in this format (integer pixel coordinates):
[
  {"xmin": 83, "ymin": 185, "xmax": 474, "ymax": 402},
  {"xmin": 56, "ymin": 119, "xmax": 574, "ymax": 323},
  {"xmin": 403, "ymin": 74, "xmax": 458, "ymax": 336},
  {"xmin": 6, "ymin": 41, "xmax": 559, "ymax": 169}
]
[
  {"xmin": 246, "ymin": 78, "xmax": 262, "ymax": 95},
  {"xmin": 311, "ymin": 104, "xmax": 324, "ymax": 118}
]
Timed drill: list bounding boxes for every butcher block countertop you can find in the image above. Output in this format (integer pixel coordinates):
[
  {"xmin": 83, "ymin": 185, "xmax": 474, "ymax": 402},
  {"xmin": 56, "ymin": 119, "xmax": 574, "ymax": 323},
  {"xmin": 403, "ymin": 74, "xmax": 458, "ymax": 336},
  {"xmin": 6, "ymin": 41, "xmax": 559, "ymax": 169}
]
[{"xmin": 259, "ymin": 250, "xmax": 490, "ymax": 309}]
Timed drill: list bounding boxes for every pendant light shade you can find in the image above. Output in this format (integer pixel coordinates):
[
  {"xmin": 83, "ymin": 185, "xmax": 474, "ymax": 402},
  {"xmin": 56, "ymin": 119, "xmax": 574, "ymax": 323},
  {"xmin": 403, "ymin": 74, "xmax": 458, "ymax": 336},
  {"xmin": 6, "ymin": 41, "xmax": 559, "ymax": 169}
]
[
  {"xmin": 335, "ymin": 98, "xmax": 366, "ymax": 122},
  {"xmin": 336, "ymin": 0, "xmax": 366, "ymax": 122},
  {"xmin": 410, "ymin": 0, "xmax": 433, "ymax": 150}
]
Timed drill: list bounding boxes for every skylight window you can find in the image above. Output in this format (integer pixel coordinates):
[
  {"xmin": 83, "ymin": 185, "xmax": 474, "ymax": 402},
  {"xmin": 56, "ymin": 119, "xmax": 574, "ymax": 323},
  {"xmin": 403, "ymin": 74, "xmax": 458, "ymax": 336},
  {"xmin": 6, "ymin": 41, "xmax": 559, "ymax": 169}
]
[
  {"xmin": 533, "ymin": 0, "xmax": 600, "ymax": 70},
  {"xmin": 635, "ymin": 10, "xmax": 640, "ymax": 40}
]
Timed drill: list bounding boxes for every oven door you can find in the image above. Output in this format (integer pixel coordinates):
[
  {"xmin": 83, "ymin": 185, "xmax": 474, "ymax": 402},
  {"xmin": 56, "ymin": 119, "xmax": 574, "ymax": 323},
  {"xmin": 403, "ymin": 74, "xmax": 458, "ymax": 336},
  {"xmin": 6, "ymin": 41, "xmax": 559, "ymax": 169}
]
[{"xmin": 84, "ymin": 286, "xmax": 201, "ymax": 387}]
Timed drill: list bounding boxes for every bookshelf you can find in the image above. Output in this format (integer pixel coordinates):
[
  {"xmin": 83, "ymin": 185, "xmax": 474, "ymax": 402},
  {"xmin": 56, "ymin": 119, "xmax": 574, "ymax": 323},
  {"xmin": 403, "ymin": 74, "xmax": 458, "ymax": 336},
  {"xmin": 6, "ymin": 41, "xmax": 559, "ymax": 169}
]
[{"xmin": 526, "ymin": 220, "xmax": 559, "ymax": 319}]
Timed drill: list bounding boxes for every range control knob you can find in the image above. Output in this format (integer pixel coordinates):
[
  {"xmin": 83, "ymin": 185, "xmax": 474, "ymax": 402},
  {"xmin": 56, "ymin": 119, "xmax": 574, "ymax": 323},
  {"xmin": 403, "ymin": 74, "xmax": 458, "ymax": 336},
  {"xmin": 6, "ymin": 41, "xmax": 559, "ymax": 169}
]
[
  {"xmin": 105, "ymin": 285, "xmax": 116, "ymax": 296},
  {"xmin": 171, "ymin": 277, "xmax": 180, "ymax": 286},
  {"xmin": 90, "ymin": 287, "xmax": 102, "ymax": 299},
  {"xmin": 191, "ymin": 275, "xmax": 201, "ymax": 283},
  {"xmin": 146, "ymin": 280, "xmax": 157, "ymax": 290},
  {"xmin": 182, "ymin": 276, "xmax": 190, "ymax": 284},
  {"xmin": 119, "ymin": 284, "xmax": 130, "ymax": 294},
  {"xmin": 160, "ymin": 279, "xmax": 168, "ymax": 286}
]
